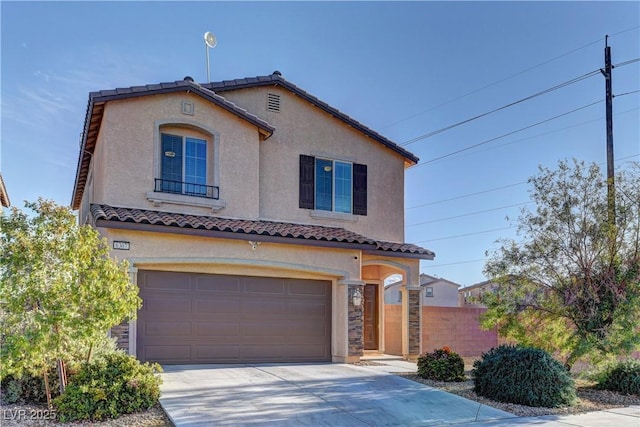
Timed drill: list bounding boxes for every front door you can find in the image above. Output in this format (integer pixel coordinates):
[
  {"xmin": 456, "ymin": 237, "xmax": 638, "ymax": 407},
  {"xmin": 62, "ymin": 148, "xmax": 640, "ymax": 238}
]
[{"xmin": 363, "ymin": 283, "xmax": 379, "ymax": 350}]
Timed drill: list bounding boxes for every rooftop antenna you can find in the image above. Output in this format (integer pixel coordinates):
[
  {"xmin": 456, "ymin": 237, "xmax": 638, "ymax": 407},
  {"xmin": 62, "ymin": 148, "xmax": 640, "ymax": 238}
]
[{"xmin": 204, "ymin": 32, "xmax": 217, "ymax": 82}]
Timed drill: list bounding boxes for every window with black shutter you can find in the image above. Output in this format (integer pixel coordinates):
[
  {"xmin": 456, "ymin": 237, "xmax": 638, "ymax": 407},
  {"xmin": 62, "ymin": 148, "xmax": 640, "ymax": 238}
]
[{"xmin": 298, "ymin": 155, "xmax": 367, "ymax": 216}]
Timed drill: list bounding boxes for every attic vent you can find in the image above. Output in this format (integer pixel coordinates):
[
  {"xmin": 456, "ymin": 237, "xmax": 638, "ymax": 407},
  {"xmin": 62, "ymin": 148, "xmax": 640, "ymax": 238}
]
[{"xmin": 267, "ymin": 93, "xmax": 280, "ymax": 113}]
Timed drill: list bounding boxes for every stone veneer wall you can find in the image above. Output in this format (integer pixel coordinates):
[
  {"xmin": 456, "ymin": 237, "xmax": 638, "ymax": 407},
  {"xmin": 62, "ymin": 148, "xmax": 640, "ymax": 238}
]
[
  {"xmin": 110, "ymin": 321, "xmax": 129, "ymax": 352},
  {"xmin": 348, "ymin": 284, "xmax": 364, "ymax": 357},
  {"xmin": 408, "ymin": 290, "xmax": 421, "ymax": 355}
]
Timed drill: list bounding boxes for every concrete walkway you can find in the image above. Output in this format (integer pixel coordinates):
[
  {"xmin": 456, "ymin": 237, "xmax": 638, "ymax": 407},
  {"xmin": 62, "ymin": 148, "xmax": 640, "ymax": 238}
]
[{"xmin": 159, "ymin": 361, "xmax": 640, "ymax": 426}]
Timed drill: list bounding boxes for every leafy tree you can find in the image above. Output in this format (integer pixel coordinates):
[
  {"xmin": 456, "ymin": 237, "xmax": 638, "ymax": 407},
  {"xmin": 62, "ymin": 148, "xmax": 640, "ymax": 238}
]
[
  {"xmin": 483, "ymin": 160, "xmax": 640, "ymax": 369},
  {"xmin": 0, "ymin": 199, "xmax": 141, "ymax": 405}
]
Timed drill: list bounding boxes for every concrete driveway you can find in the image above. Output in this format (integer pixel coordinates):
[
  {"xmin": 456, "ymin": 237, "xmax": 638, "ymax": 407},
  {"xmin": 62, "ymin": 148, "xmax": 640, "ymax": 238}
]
[{"xmin": 159, "ymin": 363, "xmax": 514, "ymax": 426}]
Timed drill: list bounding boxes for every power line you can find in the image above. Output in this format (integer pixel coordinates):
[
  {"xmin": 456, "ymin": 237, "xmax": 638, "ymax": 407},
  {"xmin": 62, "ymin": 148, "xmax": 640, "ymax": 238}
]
[
  {"xmin": 427, "ymin": 258, "xmax": 487, "ymax": 268},
  {"xmin": 407, "ymin": 201, "xmax": 532, "ymax": 227},
  {"xmin": 412, "ymin": 99, "xmax": 604, "ymax": 168},
  {"xmin": 615, "ymin": 89, "xmax": 640, "ymax": 98},
  {"xmin": 613, "ymin": 58, "xmax": 640, "ymax": 68},
  {"xmin": 400, "ymin": 69, "xmax": 601, "ymax": 146},
  {"xmin": 380, "ymin": 36, "xmax": 608, "ymax": 131},
  {"xmin": 382, "ymin": 27, "xmax": 639, "ymax": 132},
  {"xmin": 413, "ymin": 226, "xmax": 515, "ymax": 244},
  {"xmin": 400, "ymin": 58, "xmax": 639, "ymax": 147},
  {"xmin": 414, "ymin": 106, "xmax": 640, "ymax": 168},
  {"xmin": 407, "ymin": 182, "xmax": 527, "ymax": 210},
  {"xmin": 407, "ymin": 154, "xmax": 639, "ymax": 221}
]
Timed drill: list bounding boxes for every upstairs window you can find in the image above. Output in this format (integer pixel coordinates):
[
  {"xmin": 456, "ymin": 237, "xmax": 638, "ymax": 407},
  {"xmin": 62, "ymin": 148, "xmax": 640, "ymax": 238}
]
[
  {"xmin": 299, "ymin": 155, "xmax": 367, "ymax": 215},
  {"xmin": 160, "ymin": 132, "xmax": 215, "ymax": 198}
]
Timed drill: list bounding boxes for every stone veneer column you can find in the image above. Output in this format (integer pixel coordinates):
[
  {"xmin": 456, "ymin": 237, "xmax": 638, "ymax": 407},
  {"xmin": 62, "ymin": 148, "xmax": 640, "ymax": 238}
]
[
  {"xmin": 348, "ymin": 283, "xmax": 364, "ymax": 359},
  {"xmin": 407, "ymin": 289, "xmax": 422, "ymax": 356},
  {"xmin": 110, "ymin": 266, "xmax": 138, "ymax": 355}
]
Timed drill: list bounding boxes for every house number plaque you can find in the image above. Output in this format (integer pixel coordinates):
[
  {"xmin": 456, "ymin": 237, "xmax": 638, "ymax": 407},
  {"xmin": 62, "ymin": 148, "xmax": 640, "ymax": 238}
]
[{"xmin": 113, "ymin": 241, "xmax": 130, "ymax": 250}]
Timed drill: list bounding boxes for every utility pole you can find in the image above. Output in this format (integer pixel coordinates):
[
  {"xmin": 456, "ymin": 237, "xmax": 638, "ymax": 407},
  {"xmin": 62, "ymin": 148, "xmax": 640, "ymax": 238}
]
[{"xmin": 601, "ymin": 35, "xmax": 615, "ymax": 226}]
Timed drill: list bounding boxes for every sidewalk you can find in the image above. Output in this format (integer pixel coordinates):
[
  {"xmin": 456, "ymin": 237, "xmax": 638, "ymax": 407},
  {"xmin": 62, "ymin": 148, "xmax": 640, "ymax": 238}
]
[{"xmin": 359, "ymin": 355, "xmax": 640, "ymax": 427}]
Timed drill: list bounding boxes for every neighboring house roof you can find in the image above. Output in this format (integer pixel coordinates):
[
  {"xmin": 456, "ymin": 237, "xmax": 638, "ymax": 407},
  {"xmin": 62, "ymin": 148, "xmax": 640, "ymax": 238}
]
[
  {"xmin": 71, "ymin": 78, "xmax": 276, "ymax": 209},
  {"xmin": 0, "ymin": 173, "xmax": 9, "ymax": 207},
  {"xmin": 459, "ymin": 279, "xmax": 498, "ymax": 292},
  {"xmin": 91, "ymin": 204, "xmax": 434, "ymax": 259},
  {"xmin": 386, "ymin": 273, "xmax": 460, "ymax": 289},
  {"xmin": 205, "ymin": 72, "xmax": 420, "ymax": 166}
]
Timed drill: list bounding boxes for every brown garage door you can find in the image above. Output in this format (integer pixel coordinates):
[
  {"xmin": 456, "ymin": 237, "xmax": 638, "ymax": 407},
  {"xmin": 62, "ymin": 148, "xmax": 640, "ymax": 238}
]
[{"xmin": 136, "ymin": 270, "xmax": 332, "ymax": 364}]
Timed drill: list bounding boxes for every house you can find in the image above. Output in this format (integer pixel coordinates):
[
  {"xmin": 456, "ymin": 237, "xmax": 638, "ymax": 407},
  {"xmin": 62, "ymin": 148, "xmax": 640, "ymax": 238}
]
[
  {"xmin": 458, "ymin": 279, "xmax": 500, "ymax": 307},
  {"xmin": 0, "ymin": 173, "xmax": 10, "ymax": 211},
  {"xmin": 385, "ymin": 273, "xmax": 460, "ymax": 307},
  {"xmin": 71, "ymin": 71, "xmax": 435, "ymax": 364}
]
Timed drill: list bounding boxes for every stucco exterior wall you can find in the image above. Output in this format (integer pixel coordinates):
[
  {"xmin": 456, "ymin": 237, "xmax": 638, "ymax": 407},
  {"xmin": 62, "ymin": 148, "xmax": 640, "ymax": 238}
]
[
  {"xmin": 216, "ymin": 86, "xmax": 407, "ymax": 242},
  {"xmin": 88, "ymin": 93, "xmax": 261, "ymax": 219}
]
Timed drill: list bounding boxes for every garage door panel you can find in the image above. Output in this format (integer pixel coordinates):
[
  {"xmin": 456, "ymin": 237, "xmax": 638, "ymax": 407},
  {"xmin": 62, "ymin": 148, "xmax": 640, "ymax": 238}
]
[
  {"xmin": 144, "ymin": 345, "xmax": 191, "ymax": 362},
  {"xmin": 288, "ymin": 321, "xmax": 328, "ymax": 337},
  {"xmin": 195, "ymin": 275, "xmax": 242, "ymax": 293},
  {"xmin": 196, "ymin": 298, "xmax": 241, "ymax": 314},
  {"xmin": 243, "ymin": 300, "xmax": 286, "ymax": 316},
  {"xmin": 288, "ymin": 302, "xmax": 328, "ymax": 317},
  {"xmin": 288, "ymin": 280, "xmax": 329, "ymax": 296},
  {"xmin": 243, "ymin": 277, "xmax": 285, "ymax": 294},
  {"xmin": 144, "ymin": 321, "xmax": 191, "ymax": 337},
  {"xmin": 194, "ymin": 322, "xmax": 240, "ymax": 337},
  {"xmin": 143, "ymin": 297, "xmax": 192, "ymax": 314},
  {"xmin": 195, "ymin": 345, "xmax": 240, "ymax": 360},
  {"xmin": 142, "ymin": 271, "xmax": 192, "ymax": 291},
  {"xmin": 137, "ymin": 271, "xmax": 331, "ymax": 364}
]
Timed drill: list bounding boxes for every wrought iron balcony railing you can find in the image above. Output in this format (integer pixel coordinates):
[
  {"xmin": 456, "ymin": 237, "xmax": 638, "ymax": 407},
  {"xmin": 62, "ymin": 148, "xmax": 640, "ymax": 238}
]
[{"xmin": 154, "ymin": 179, "xmax": 219, "ymax": 200}]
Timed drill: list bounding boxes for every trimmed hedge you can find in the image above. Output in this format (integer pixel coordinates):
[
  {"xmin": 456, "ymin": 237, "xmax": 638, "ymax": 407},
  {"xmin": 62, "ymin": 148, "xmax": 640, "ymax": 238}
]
[
  {"xmin": 472, "ymin": 345, "xmax": 576, "ymax": 407},
  {"xmin": 417, "ymin": 346, "xmax": 465, "ymax": 382}
]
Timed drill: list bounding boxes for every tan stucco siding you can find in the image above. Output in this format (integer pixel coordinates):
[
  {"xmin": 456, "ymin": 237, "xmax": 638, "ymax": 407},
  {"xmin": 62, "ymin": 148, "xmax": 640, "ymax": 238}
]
[
  {"xmin": 90, "ymin": 93, "xmax": 261, "ymax": 218},
  {"xmin": 101, "ymin": 227, "xmax": 362, "ymax": 282},
  {"xmin": 219, "ymin": 87, "xmax": 407, "ymax": 242}
]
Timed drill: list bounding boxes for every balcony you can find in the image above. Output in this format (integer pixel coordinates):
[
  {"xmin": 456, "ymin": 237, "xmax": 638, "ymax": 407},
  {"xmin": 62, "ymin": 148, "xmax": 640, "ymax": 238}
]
[{"xmin": 154, "ymin": 178, "xmax": 219, "ymax": 200}]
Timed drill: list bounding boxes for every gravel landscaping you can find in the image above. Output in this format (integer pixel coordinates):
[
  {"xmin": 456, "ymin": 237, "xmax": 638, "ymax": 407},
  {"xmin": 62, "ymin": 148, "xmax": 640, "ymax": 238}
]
[{"xmin": 0, "ymin": 401, "xmax": 173, "ymax": 427}]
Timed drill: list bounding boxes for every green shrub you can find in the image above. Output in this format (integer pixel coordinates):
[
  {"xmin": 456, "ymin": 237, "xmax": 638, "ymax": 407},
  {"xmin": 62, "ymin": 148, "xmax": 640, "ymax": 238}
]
[
  {"xmin": 596, "ymin": 359, "xmax": 640, "ymax": 395},
  {"xmin": 1, "ymin": 369, "xmax": 61, "ymax": 404},
  {"xmin": 417, "ymin": 346, "xmax": 465, "ymax": 382},
  {"xmin": 472, "ymin": 344, "xmax": 576, "ymax": 407},
  {"xmin": 53, "ymin": 352, "xmax": 162, "ymax": 422}
]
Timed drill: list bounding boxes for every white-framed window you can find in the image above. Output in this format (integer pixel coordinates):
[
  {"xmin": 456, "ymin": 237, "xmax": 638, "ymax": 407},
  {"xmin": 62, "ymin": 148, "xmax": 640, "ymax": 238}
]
[
  {"xmin": 425, "ymin": 287, "xmax": 434, "ymax": 297},
  {"xmin": 315, "ymin": 158, "xmax": 353, "ymax": 213}
]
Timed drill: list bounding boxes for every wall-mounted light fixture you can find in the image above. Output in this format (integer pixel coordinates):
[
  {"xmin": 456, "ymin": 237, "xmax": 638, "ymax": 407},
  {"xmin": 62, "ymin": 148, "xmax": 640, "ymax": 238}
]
[
  {"xmin": 248, "ymin": 241, "xmax": 261, "ymax": 251},
  {"xmin": 352, "ymin": 288, "xmax": 363, "ymax": 307}
]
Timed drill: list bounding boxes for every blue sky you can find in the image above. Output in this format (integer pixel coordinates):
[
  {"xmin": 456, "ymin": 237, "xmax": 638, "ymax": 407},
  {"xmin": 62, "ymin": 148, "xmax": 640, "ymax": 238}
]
[{"xmin": 1, "ymin": 1, "xmax": 639, "ymax": 287}]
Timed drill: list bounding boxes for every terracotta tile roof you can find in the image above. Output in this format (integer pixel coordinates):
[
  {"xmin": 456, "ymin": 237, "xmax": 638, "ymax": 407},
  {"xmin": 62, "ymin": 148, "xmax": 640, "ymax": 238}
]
[
  {"xmin": 204, "ymin": 72, "xmax": 420, "ymax": 165},
  {"xmin": 91, "ymin": 204, "xmax": 434, "ymax": 259},
  {"xmin": 376, "ymin": 241, "xmax": 435, "ymax": 257}
]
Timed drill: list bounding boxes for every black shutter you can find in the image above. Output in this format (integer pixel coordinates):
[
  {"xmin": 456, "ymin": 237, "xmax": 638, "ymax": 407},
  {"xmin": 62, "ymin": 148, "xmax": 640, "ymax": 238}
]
[
  {"xmin": 353, "ymin": 163, "xmax": 367, "ymax": 216},
  {"xmin": 299, "ymin": 155, "xmax": 315, "ymax": 209}
]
